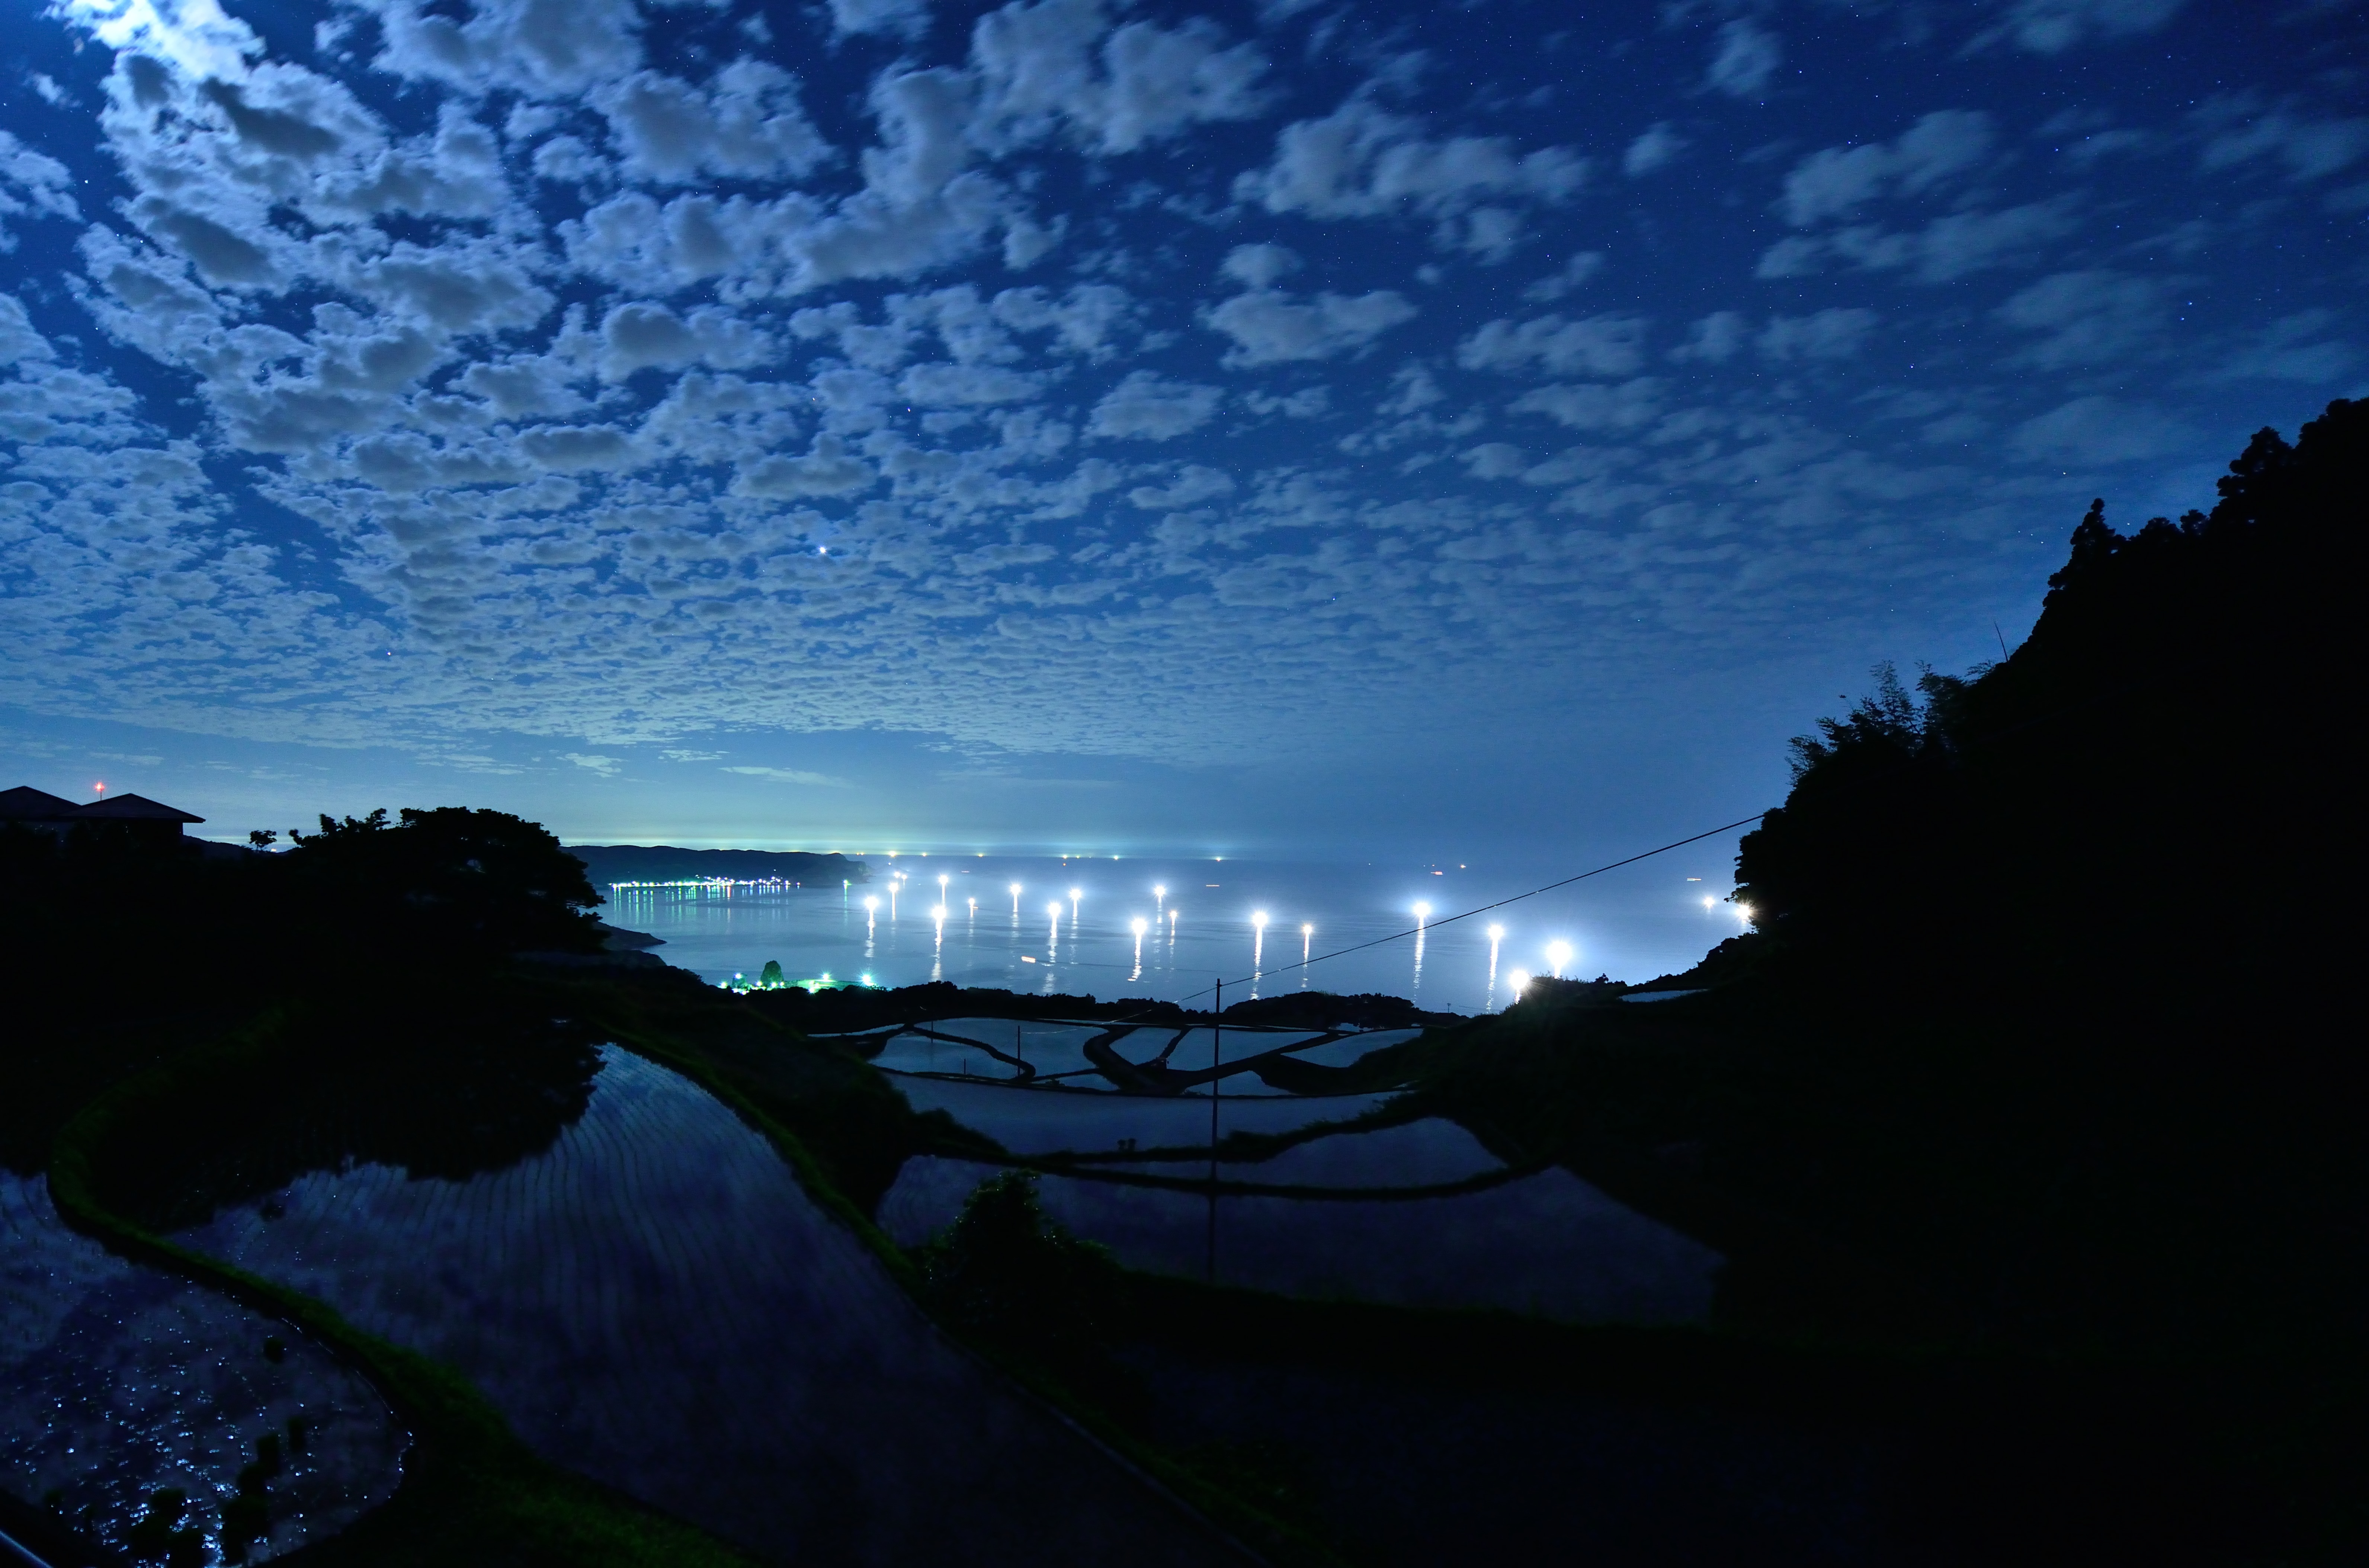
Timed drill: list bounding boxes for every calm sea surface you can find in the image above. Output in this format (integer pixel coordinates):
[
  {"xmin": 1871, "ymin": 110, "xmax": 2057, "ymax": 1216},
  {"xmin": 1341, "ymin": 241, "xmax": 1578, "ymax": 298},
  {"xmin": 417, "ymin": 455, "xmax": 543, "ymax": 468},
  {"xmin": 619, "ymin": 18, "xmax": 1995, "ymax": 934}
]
[{"xmin": 596, "ymin": 852, "xmax": 1752, "ymax": 1012}]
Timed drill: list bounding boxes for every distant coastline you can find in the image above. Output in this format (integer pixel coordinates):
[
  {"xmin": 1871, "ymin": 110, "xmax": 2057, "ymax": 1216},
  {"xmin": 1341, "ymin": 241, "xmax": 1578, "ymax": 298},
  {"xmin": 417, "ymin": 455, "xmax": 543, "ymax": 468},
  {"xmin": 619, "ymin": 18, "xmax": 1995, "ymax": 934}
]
[{"xmin": 565, "ymin": 844, "xmax": 870, "ymax": 888}]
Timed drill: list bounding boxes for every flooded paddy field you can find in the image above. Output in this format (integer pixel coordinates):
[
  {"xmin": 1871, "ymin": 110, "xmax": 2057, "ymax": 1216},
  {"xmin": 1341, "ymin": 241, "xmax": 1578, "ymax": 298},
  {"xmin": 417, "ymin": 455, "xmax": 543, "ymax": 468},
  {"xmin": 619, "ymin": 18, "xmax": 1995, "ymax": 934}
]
[
  {"xmin": 891, "ymin": 1073, "xmax": 1399, "ymax": 1154},
  {"xmin": 863, "ymin": 1019, "xmax": 1396, "ymax": 1092},
  {"xmin": 169, "ymin": 1047, "xmax": 1248, "ymax": 1567},
  {"xmin": 881, "ymin": 1154, "xmax": 1721, "ymax": 1321},
  {"xmin": 1, "ymin": 1173, "xmax": 406, "ymax": 1564},
  {"xmin": 878, "ymin": 1035, "xmax": 1724, "ymax": 1323}
]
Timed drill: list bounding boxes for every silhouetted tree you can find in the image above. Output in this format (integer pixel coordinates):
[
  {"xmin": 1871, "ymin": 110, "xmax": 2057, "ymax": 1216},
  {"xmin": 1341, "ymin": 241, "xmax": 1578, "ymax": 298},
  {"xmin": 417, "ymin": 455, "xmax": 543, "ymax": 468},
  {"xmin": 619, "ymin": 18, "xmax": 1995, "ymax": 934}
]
[{"xmin": 1730, "ymin": 397, "xmax": 2363, "ymax": 1008}]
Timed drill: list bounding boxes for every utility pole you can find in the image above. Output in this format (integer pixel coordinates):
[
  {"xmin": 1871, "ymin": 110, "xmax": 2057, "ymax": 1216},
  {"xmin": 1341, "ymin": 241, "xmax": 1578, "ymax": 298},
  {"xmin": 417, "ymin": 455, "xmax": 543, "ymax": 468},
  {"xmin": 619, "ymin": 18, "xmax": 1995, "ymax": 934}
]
[{"xmin": 1206, "ymin": 977, "xmax": 1221, "ymax": 1284}]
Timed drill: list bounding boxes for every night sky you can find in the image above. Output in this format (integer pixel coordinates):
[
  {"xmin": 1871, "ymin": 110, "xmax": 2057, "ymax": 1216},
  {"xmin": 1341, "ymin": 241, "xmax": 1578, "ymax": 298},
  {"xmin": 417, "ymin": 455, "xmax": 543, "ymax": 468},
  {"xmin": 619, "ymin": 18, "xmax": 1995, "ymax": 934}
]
[{"xmin": 1, "ymin": 0, "xmax": 2360, "ymax": 857}]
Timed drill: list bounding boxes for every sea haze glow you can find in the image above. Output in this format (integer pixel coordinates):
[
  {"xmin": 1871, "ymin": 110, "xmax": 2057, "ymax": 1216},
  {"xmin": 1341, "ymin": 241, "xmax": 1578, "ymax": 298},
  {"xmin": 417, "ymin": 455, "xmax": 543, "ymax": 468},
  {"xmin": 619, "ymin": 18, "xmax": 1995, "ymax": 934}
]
[{"xmin": 1, "ymin": 0, "xmax": 2361, "ymax": 855}]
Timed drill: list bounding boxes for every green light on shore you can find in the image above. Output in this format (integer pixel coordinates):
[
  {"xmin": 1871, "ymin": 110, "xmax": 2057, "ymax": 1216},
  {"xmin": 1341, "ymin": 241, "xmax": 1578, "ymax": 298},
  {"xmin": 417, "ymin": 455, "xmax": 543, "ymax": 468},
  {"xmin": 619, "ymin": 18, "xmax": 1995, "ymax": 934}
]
[{"xmin": 723, "ymin": 963, "xmax": 881, "ymax": 995}]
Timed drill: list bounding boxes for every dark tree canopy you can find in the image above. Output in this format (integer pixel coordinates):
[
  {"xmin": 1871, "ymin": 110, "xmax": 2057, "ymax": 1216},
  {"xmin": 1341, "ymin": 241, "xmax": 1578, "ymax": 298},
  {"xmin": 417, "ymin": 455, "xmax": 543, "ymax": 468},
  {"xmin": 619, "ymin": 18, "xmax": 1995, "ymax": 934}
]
[
  {"xmin": 285, "ymin": 806, "xmax": 603, "ymax": 957},
  {"xmin": 1731, "ymin": 397, "xmax": 2362, "ymax": 1006}
]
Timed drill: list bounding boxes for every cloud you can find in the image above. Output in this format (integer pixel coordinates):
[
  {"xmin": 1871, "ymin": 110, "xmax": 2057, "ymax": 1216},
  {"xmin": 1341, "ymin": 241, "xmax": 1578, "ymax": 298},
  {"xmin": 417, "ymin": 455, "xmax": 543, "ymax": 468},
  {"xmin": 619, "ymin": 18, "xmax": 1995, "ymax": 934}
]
[
  {"xmin": 971, "ymin": 0, "xmax": 1268, "ymax": 155},
  {"xmin": 1522, "ymin": 251, "xmax": 1606, "ymax": 304},
  {"xmin": 1235, "ymin": 98, "xmax": 1585, "ymax": 221},
  {"xmin": 2009, "ymin": 395, "xmax": 2192, "ymax": 463},
  {"xmin": 2213, "ymin": 310, "xmax": 2356, "ymax": 384},
  {"xmin": 1506, "ymin": 378, "xmax": 1663, "ymax": 432},
  {"xmin": 1128, "ymin": 464, "xmax": 1234, "ymax": 509},
  {"xmin": 721, "ymin": 765, "xmax": 851, "ymax": 786},
  {"xmin": 1458, "ymin": 313, "xmax": 1648, "ymax": 378},
  {"xmin": 1221, "ymin": 243, "xmax": 1300, "ymax": 289},
  {"xmin": 1203, "ymin": 289, "xmax": 1417, "ymax": 366},
  {"xmin": 1, "ymin": 130, "xmax": 83, "ymax": 248},
  {"xmin": 1672, "ymin": 311, "xmax": 1747, "ymax": 363},
  {"xmin": 1459, "ymin": 442, "xmax": 1526, "ymax": 479},
  {"xmin": 734, "ymin": 435, "xmax": 877, "ymax": 498},
  {"xmin": 561, "ymin": 751, "xmax": 622, "ymax": 774},
  {"xmin": 53, "ymin": 0, "xmax": 259, "ymax": 81},
  {"xmin": 599, "ymin": 302, "xmax": 770, "ymax": 379},
  {"xmin": 1779, "ymin": 111, "xmax": 1995, "ymax": 226},
  {"xmin": 591, "ymin": 64, "xmax": 830, "ymax": 185},
  {"xmin": 12, "ymin": 0, "xmax": 2354, "ymax": 798},
  {"xmin": 1086, "ymin": 371, "xmax": 1221, "ymax": 439},
  {"xmin": 2200, "ymin": 104, "xmax": 2369, "ymax": 185},
  {"xmin": 1705, "ymin": 20, "xmax": 1781, "ymax": 99},
  {"xmin": 365, "ymin": 0, "xmax": 647, "ymax": 98},
  {"xmin": 1981, "ymin": 0, "xmax": 2188, "ymax": 55},
  {"xmin": 830, "ymin": 0, "xmax": 930, "ymax": 40},
  {"xmin": 520, "ymin": 423, "xmax": 639, "ymax": 472},
  {"xmin": 1994, "ymin": 270, "xmax": 2170, "ymax": 369},
  {"xmin": 1241, "ymin": 386, "xmax": 1330, "ymax": 418},
  {"xmin": 1758, "ymin": 308, "xmax": 1878, "ymax": 362},
  {"xmin": 1756, "ymin": 199, "xmax": 2077, "ymax": 282},
  {"xmin": 1623, "ymin": 123, "xmax": 1687, "ymax": 178}
]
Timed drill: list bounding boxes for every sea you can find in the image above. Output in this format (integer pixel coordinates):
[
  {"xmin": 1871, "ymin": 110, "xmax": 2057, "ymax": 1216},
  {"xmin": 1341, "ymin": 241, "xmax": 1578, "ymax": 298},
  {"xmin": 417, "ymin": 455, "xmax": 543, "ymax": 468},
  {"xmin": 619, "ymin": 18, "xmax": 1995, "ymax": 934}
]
[{"xmin": 596, "ymin": 851, "xmax": 1753, "ymax": 1015}]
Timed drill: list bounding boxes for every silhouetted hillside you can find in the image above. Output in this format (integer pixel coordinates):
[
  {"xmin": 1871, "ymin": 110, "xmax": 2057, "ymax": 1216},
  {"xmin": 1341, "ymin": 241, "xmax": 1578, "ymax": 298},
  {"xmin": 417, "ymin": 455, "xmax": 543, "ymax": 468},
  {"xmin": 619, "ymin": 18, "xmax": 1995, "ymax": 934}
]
[{"xmin": 1722, "ymin": 397, "xmax": 2360, "ymax": 1011}]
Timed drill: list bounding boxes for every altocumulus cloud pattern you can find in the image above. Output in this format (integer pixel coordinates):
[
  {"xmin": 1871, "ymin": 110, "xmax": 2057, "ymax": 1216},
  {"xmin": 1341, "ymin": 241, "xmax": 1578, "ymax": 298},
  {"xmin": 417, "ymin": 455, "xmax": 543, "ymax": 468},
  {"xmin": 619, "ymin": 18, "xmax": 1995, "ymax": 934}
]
[{"xmin": 0, "ymin": 0, "xmax": 2361, "ymax": 791}]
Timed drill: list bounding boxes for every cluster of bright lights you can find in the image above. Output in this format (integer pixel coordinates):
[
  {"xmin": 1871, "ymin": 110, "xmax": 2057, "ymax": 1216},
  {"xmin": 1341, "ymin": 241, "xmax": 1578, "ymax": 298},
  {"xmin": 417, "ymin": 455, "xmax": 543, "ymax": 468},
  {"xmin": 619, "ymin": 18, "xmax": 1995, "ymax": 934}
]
[
  {"xmin": 719, "ymin": 967, "xmax": 880, "ymax": 994},
  {"xmin": 607, "ymin": 876, "xmax": 808, "ymax": 890}
]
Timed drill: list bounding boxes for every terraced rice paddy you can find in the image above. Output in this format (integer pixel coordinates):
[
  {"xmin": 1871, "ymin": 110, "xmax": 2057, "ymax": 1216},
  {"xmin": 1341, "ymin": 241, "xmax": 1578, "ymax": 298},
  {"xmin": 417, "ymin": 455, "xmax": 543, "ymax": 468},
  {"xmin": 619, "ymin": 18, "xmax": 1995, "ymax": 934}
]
[
  {"xmin": 1098, "ymin": 1118, "xmax": 1504, "ymax": 1188},
  {"xmin": 879, "ymin": 1020, "xmax": 1723, "ymax": 1322},
  {"xmin": 170, "ymin": 1049, "xmax": 1245, "ymax": 1567},
  {"xmin": 866, "ymin": 1020, "xmax": 1395, "ymax": 1092},
  {"xmin": 1, "ymin": 1174, "xmax": 406, "ymax": 1563},
  {"xmin": 879, "ymin": 1156, "xmax": 1724, "ymax": 1321},
  {"xmin": 890, "ymin": 1074, "xmax": 1400, "ymax": 1153}
]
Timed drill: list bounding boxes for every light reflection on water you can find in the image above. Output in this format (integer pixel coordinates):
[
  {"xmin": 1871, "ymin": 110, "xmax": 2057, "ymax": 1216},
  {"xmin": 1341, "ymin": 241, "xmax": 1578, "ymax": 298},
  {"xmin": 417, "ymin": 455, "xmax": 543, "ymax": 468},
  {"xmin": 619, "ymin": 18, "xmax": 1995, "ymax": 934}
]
[
  {"xmin": 599, "ymin": 854, "xmax": 1750, "ymax": 1011},
  {"xmin": 0, "ymin": 1174, "xmax": 406, "ymax": 1562}
]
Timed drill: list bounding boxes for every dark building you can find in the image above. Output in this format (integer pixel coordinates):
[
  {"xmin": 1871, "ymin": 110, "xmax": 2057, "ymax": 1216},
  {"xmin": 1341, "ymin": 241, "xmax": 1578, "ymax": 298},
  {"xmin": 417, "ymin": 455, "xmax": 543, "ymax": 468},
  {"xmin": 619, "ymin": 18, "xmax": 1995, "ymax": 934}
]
[
  {"xmin": 1, "ymin": 786, "xmax": 205, "ymax": 844},
  {"xmin": 0, "ymin": 786, "xmax": 80, "ymax": 826}
]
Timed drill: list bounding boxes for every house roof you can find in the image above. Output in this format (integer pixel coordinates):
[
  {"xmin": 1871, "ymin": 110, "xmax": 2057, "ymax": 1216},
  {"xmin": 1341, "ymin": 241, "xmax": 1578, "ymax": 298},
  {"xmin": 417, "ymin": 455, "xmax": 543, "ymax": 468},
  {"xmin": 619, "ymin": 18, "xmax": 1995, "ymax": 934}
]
[
  {"xmin": 0, "ymin": 785, "xmax": 80, "ymax": 821},
  {"xmin": 68, "ymin": 793, "xmax": 205, "ymax": 824}
]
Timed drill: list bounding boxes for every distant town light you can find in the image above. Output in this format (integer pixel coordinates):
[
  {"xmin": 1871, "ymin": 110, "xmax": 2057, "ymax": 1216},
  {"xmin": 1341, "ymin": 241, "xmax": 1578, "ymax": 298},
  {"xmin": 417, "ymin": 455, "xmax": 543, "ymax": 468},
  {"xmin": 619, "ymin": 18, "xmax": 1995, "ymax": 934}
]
[
  {"xmin": 1252, "ymin": 910, "xmax": 1268, "ymax": 928},
  {"xmin": 1131, "ymin": 917, "xmax": 1148, "ymax": 936},
  {"xmin": 1412, "ymin": 902, "xmax": 1432, "ymax": 921},
  {"xmin": 1545, "ymin": 940, "xmax": 1573, "ymax": 978},
  {"xmin": 1487, "ymin": 923, "xmax": 1505, "ymax": 941}
]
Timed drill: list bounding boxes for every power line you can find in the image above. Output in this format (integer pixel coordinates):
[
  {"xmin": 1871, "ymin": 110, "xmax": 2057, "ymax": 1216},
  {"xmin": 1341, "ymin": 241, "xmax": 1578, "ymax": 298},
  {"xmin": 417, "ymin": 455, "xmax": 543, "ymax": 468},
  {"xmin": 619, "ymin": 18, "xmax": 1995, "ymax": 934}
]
[{"xmin": 1158, "ymin": 812, "xmax": 1771, "ymax": 1011}]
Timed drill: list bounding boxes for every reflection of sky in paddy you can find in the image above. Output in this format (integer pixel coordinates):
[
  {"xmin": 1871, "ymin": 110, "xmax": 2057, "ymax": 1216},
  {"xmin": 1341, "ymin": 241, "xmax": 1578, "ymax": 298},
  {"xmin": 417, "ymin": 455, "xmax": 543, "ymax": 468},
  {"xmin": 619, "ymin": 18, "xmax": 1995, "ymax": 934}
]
[
  {"xmin": 1099, "ymin": 1118, "xmax": 1504, "ymax": 1189},
  {"xmin": 0, "ymin": 1174, "xmax": 405, "ymax": 1563},
  {"xmin": 598, "ymin": 854, "xmax": 1752, "ymax": 1011},
  {"xmin": 889, "ymin": 1075, "xmax": 1400, "ymax": 1155},
  {"xmin": 170, "ymin": 1048, "xmax": 1246, "ymax": 1567},
  {"xmin": 878, "ymin": 1156, "xmax": 1723, "ymax": 1324},
  {"xmin": 868, "ymin": 1020, "xmax": 1366, "ymax": 1090}
]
